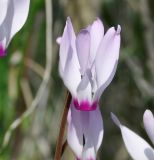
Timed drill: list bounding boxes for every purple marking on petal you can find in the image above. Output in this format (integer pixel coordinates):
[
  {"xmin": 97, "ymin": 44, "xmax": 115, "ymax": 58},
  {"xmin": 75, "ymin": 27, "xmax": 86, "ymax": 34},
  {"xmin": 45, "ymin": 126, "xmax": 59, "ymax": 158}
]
[
  {"xmin": 0, "ymin": 44, "xmax": 6, "ymax": 57},
  {"xmin": 73, "ymin": 99, "xmax": 98, "ymax": 111}
]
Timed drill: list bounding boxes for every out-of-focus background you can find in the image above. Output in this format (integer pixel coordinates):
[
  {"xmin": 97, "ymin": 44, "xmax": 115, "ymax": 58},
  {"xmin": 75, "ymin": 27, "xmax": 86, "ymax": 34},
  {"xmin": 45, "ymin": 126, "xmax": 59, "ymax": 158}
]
[{"xmin": 0, "ymin": 0, "xmax": 154, "ymax": 159}]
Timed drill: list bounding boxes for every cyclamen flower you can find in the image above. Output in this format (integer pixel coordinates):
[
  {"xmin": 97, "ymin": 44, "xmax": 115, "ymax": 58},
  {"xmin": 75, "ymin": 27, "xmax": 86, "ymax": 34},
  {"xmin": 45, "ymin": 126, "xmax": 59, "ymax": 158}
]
[
  {"xmin": 111, "ymin": 110, "xmax": 154, "ymax": 160},
  {"xmin": 0, "ymin": 0, "xmax": 30, "ymax": 57},
  {"xmin": 58, "ymin": 17, "xmax": 121, "ymax": 160}
]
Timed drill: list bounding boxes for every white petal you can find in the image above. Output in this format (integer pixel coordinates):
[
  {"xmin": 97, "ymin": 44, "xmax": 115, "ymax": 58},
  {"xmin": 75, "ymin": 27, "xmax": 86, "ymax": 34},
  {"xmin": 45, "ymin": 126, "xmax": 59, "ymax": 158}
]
[
  {"xmin": 76, "ymin": 29, "xmax": 90, "ymax": 75},
  {"xmin": 67, "ymin": 102, "xmax": 83, "ymax": 159},
  {"xmin": 89, "ymin": 18, "xmax": 104, "ymax": 65},
  {"xmin": 143, "ymin": 110, "xmax": 154, "ymax": 145},
  {"xmin": 95, "ymin": 25, "xmax": 121, "ymax": 97},
  {"xmin": 0, "ymin": 0, "xmax": 30, "ymax": 48},
  {"xmin": 0, "ymin": 0, "xmax": 9, "ymax": 26},
  {"xmin": 59, "ymin": 17, "xmax": 81, "ymax": 96},
  {"xmin": 111, "ymin": 113, "xmax": 154, "ymax": 160}
]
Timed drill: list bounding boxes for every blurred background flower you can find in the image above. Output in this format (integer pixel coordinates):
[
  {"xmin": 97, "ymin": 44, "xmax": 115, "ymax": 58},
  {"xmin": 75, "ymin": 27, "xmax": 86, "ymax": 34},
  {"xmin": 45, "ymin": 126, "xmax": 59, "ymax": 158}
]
[
  {"xmin": 111, "ymin": 110, "xmax": 154, "ymax": 160},
  {"xmin": 0, "ymin": 0, "xmax": 30, "ymax": 57}
]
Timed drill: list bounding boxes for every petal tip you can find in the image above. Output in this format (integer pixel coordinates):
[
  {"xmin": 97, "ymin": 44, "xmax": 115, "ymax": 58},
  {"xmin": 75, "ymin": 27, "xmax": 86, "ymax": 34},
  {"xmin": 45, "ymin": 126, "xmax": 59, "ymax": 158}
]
[
  {"xmin": 66, "ymin": 17, "xmax": 71, "ymax": 26},
  {"xmin": 111, "ymin": 112, "xmax": 121, "ymax": 127},
  {"xmin": 143, "ymin": 109, "xmax": 153, "ymax": 121},
  {"xmin": 144, "ymin": 109, "xmax": 152, "ymax": 114},
  {"xmin": 95, "ymin": 17, "xmax": 102, "ymax": 22},
  {"xmin": 67, "ymin": 16, "xmax": 71, "ymax": 21},
  {"xmin": 56, "ymin": 37, "xmax": 62, "ymax": 44},
  {"xmin": 116, "ymin": 25, "xmax": 121, "ymax": 35}
]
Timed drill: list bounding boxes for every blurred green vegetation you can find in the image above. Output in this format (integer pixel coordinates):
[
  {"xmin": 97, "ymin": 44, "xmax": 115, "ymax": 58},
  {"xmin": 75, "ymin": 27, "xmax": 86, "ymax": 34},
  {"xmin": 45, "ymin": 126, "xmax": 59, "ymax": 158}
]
[{"xmin": 0, "ymin": 0, "xmax": 154, "ymax": 159}]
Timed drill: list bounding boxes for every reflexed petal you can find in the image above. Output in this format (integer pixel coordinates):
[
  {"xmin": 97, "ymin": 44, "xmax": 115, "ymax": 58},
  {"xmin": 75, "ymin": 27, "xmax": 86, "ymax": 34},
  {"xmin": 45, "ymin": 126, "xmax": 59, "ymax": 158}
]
[
  {"xmin": 76, "ymin": 29, "xmax": 90, "ymax": 75},
  {"xmin": 95, "ymin": 25, "xmax": 121, "ymax": 98},
  {"xmin": 62, "ymin": 58, "xmax": 81, "ymax": 97},
  {"xmin": 67, "ymin": 102, "xmax": 83, "ymax": 159},
  {"xmin": 59, "ymin": 17, "xmax": 80, "ymax": 96},
  {"xmin": 0, "ymin": 0, "xmax": 30, "ymax": 48},
  {"xmin": 0, "ymin": 0, "xmax": 9, "ymax": 26},
  {"xmin": 82, "ymin": 107, "xmax": 103, "ymax": 160},
  {"xmin": 59, "ymin": 17, "xmax": 77, "ymax": 71},
  {"xmin": 111, "ymin": 113, "xmax": 154, "ymax": 160},
  {"xmin": 143, "ymin": 110, "xmax": 154, "ymax": 145},
  {"xmin": 89, "ymin": 18, "xmax": 104, "ymax": 65},
  {"xmin": 94, "ymin": 63, "xmax": 117, "ymax": 100}
]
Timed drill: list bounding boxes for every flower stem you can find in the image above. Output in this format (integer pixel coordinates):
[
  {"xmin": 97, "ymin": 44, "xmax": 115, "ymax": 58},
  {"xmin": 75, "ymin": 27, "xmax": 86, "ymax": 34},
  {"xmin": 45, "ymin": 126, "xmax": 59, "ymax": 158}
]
[{"xmin": 54, "ymin": 91, "xmax": 72, "ymax": 160}]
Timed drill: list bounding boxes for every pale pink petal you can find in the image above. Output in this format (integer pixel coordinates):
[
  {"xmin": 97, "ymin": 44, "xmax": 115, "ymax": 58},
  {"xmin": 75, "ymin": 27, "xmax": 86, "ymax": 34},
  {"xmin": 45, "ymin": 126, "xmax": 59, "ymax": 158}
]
[
  {"xmin": 59, "ymin": 17, "xmax": 81, "ymax": 96},
  {"xmin": 89, "ymin": 107, "xmax": 103, "ymax": 151},
  {"xmin": 0, "ymin": 0, "xmax": 30, "ymax": 49},
  {"xmin": 67, "ymin": 102, "xmax": 83, "ymax": 159},
  {"xmin": 67, "ymin": 103, "xmax": 103, "ymax": 160},
  {"xmin": 81, "ymin": 107, "xmax": 103, "ymax": 160},
  {"xmin": 111, "ymin": 113, "xmax": 154, "ymax": 160},
  {"xmin": 76, "ymin": 29, "xmax": 90, "ymax": 75},
  {"xmin": 143, "ymin": 110, "xmax": 154, "ymax": 145},
  {"xmin": 95, "ymin": 25, "xmax": 121, "ymax": 98},
  {"xmin": 89, "ymin": 18, "xmax": 104, "ymax": 65}
]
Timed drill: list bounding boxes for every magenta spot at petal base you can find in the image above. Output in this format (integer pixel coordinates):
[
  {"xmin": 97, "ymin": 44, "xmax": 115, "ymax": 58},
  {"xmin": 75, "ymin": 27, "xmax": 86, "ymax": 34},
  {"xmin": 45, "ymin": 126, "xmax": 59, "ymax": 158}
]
[
  {"xmin": 0, "ymin": 45, "xmax": 6, "ymax": 57},
  {"xmin": 73, "ymin": 99, "xmax": 98, "ymax": 111}
]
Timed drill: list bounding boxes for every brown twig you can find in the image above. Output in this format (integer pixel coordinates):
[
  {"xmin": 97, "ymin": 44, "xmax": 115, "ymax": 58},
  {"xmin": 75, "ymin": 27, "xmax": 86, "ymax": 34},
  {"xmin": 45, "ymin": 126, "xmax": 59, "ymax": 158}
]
[
  {"xmin": 61, "ymin": 140, "xmax": 68, "ymax": 157},
  {"xmin": 54, "ymin": 91, "xmax": 72, "ymax": 160}
]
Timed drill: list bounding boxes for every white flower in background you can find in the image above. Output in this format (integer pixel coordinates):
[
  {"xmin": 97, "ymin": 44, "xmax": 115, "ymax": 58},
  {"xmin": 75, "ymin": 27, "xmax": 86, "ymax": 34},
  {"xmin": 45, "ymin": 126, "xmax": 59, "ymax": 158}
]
[
  {"xmin": 0, "ymin": 0, "xmax": 30, "ymax": 57},
  {"xmin": 111, "ymin": 110, "xmax": 154, "ymax": 160},
  {"xmin": 57, "ymin": 17, "xmax": 121, "ymax": 160}
]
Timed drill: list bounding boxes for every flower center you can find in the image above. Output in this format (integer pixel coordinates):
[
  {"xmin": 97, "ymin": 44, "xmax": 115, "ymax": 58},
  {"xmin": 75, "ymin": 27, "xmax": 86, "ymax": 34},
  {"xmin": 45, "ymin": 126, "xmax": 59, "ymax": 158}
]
[
  {"xmin": 73, "ymin": 99, "xmax": 98, "ymax": 111},
  {"xmin": 0, "ymin": 44, "xmax": 6, "ymax": 57}
]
